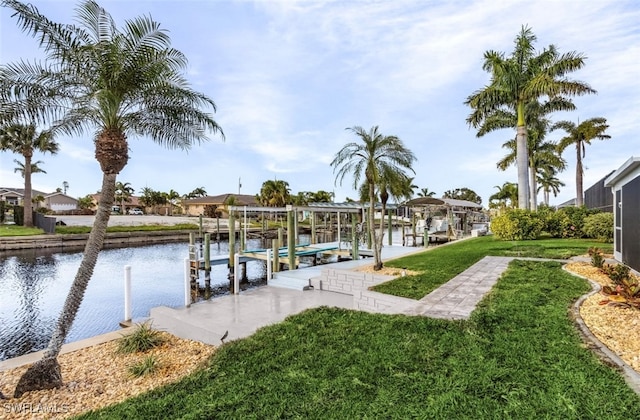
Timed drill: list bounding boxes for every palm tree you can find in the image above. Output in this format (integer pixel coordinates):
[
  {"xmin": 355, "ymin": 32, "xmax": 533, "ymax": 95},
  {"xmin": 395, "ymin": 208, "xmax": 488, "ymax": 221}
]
[
  {"xmin": 496, "ymin": 115, "xmax": 566, "ymax": 210},
  {"xmin": 258, "ymin": 179, "xmax": 291, "ymax": 207},
  {"xmin": 13, "ymin": 159, "xmax": 47, "ymax": 177},
  {"xmin": 489, "ymin": 182, "xmax": 518, "ymax": 210},
  {"xmin": 537, "ymin": 167, "xmax": 565, "ymax": 206},
  {"xmin": 0, "ymin": 124, "xmax": 59, "ymax": 227},
  {"xmin": 465, "ymin": 25, "xmax": 595, "ymax": 210},
  {"xmin": 189, "ymin": 187, "xmax": 207, "ymax": 198},
  {"xmin": 114, "ymin": 181, "xmax": 134, "ymax": 211},
  {"xmin": 4, "ymin": 0, "xmax": 223, "ymax": 396},
  {"xmin": 166, "ymin": 189, "xmax": 180, "ymax": 215},
  {"xmin": 553, "ymin": 117, "xmax": 610, "ymax": 207},
  {"xmin": 331, "ymin": 126, "xmax": 415, "ymax": 270},
  {"xmin": 417, "ymin": 187, "xmax": 436, "ymax": 198},
  {"xmin": 62, "ymin": 180, "xmax": 69, "ymax": 194}
]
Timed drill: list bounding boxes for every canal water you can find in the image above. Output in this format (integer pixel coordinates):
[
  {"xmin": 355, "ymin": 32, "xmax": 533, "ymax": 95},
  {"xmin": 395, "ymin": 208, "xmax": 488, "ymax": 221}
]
[
  {"xmin": 0, "ymin": 228, "xmax": 411, "ymax": 362},
  {"xmin": 0, "ymin": 237, "xmax": 274, "ymax": 362}
]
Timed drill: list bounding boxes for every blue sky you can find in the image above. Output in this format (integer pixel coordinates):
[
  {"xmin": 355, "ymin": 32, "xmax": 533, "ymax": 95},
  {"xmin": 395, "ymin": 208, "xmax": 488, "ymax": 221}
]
[{"xmin": 1, "ymin": 0, "xmax": 638, "ymax": 206}]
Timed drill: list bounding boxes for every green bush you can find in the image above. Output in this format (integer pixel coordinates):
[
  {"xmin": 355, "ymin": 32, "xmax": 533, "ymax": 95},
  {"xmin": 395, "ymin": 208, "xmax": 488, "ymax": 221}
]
[
  {"xmin": 556, "ymin": 206, "xmax": 597, "ymax": 238},
  {"xmin": 583, "ymin": 212, "xmax": 614, "ymax": 242},
  {"xmin": 490, "ymin": 209, "xmax": 543, "ymax": 240},
  {"xmin": 541, "ymin": 210, "xmax": 570, "ymax": 238},
  {"xmin": 13, "ymin": 205, "xmax": 24, "ymax": 226}
]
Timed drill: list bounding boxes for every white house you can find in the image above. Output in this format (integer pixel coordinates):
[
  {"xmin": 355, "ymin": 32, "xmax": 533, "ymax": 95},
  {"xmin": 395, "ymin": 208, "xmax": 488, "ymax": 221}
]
[{"xmin": 604, "ymin": 157, "xmax": 640, "ymax": 272}]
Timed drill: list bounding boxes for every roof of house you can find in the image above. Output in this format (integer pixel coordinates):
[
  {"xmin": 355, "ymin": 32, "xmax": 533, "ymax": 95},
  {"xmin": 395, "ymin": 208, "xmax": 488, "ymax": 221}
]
[
  {"xmin": 183, "ymin": 194, "xmax": 258, "ymax": 206},
  {"xmin": 0, "ymin": 187, "xmax": 49, "ymax": 197},
  {"xmin": 605, "ymin": 156, "xmax": 640, "ymax": 187}
]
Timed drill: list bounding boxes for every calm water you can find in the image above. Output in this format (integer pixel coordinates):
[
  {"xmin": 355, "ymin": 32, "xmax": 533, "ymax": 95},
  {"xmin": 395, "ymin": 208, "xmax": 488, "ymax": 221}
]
[{"xmin": 0, "ymin": 238, "xmax": 273, "ymax": 361}]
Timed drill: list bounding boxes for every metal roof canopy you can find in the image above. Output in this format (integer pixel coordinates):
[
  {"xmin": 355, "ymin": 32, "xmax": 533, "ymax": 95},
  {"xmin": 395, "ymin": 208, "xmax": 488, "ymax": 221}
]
[
  {"xmin": 229, "ymin": 202, "xmax": 398, "ymax": 214},
  {"xmin": 404, "ymin": 197, "xmax": 483, "ymax": 209}
]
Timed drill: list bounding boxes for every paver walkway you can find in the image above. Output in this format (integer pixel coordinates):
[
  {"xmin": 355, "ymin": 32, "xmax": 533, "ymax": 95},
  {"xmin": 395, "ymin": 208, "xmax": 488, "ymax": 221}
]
[{"xmin": 403, "ymin": 256, "xmax": 513, "ymax": 319}]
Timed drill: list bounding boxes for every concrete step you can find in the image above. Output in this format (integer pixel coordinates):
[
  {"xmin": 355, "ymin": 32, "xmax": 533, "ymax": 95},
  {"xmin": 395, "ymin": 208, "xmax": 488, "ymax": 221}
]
[{"xmin": 268, "ymin": 274, "xmax": 312, "ymax": 290}]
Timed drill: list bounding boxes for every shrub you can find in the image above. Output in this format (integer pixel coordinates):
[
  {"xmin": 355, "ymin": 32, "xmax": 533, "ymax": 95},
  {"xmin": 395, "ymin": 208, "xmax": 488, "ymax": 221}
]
[
  {"xmin": 602, "ymin": 263, "xmax": 631, "ymax": 286},
  {"xmin": 13, "ymin": 205, "xmax": 24, "ymax": 226},
  {"xmin": 490, "ymin": 209, "xmax": 543, "ymax": 240},
  {"xmin": 541, "ymin": 210, "xmax": 570, "ymax": 238},
  {"xmin": 117, "ymin": 323, "xmax": 165, "ymax": 354},
  {"xmin": 128, "ymin": 355, "xmax": 160, "ymax": 378},
  {"xmin": 583, "ymin": 212, "xmax": 614, "ymax": 242},
  {"xmin": 588, "ymin": 247, "xmax": 605, "ymax": 268},
  {"xmin": 556, "ymin": 206, "xmax": 597, "ymax": 238}
]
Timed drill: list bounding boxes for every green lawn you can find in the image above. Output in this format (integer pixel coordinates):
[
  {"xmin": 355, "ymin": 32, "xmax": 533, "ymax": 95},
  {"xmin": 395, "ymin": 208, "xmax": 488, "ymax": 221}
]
[
  {"xmin": 55, "ymin": 223, "xmax": 199, "ymax": 234},
  {"xmin": 0, "ymin": 225, "xmax": 45, "ymax": 236},
  {"xmin": 79, "ymin": 260, "xmax": 639, "ymax": 419},
  {"xmin": 374, "ymin": 236, "xmax": 612, "ymax": 299}
]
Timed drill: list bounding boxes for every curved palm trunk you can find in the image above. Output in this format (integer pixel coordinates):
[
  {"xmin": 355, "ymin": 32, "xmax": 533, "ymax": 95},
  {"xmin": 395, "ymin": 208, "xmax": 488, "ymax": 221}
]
[
  {"xmin": 369, "ymin": 183, "xmax": 382, "ymax": 270},
  {"xmin": 516, "ymin": 125, "xmax": 530, "ymax": 210},
  {"xmin": 575, "ymin": 144, "xmax": 584, "ymax": 207},
  {"xmin": 14, "ymin": 172, "xmax": 117, "ymax": 397},
  {"xmin": 23, "ymin": 153, "xmax": 34, "ymax": 227}
]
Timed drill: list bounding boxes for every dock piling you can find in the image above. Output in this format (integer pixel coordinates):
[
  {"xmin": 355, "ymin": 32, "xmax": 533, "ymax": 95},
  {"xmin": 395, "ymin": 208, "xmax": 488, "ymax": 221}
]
[{"xmin": 124, "ymin": 265, "xmax": 132, "ymax": 323}]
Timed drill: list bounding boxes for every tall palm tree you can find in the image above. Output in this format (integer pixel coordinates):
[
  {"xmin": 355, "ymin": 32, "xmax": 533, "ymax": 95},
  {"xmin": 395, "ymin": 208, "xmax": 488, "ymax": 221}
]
[
  {"xmin": 537, "ymin": 166, "xmax": 565, "ymax": 206},
  {"xmin": 497, "ymin": 117, "xmax": 566, "ymax": 210},
  {"xmin": 13, "ymin": 159, "xmax": 47, "ymax": 177},
  {"xmin": 465, "ymin": 25, "xmax": 595, "ymax": 210},
  {"xmin": 0, "ymin": 124, "xmax": 59, "ymax": 227},
  {"xmin": 331, "ymin": 126, "xmax": 415, "ymax": 270},
  {"xmin": 189, "ymin": 187, "xmax": 207, "ymax": 198},
  {"xmin": 3, "ymin": 0, "xmax": 223, "ymax": 396},
  {"xmin": 553, "ymin": 117, "xmax": 610, "ymax": 207}
]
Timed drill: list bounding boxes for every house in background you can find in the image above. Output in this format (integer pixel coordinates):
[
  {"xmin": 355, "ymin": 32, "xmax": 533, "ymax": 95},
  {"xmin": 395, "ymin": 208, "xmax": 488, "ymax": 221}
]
[
  {"xmin": 605, "ymin": 157, "xmax": 640, "ymax": 272},
  {"xmin": 44, "ymin": 192, "xmax": 79, "ymax": 212},
  {"xmin": 584, "ymin": 171, "xmax": 615, "ymax": 213},
  {"xmin": 182, "ymin": 194, "xmax": 259, "ymax": 216},
  {"xmin": 0, "ymin": 188, "xmax": 25, "ymax": 205}
]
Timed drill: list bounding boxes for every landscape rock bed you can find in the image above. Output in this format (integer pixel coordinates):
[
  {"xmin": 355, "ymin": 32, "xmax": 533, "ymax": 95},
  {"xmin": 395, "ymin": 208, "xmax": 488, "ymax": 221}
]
[{"xmin": 0, "ymin": 333, "xmax": 214, "ymax": 419}]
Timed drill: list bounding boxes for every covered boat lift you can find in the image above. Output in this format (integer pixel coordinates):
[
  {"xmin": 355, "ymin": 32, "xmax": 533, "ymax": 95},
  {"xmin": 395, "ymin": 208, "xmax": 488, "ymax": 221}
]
[{"xmin": 402, "ymin": 197, "xmax": 487, "ymax": 246}]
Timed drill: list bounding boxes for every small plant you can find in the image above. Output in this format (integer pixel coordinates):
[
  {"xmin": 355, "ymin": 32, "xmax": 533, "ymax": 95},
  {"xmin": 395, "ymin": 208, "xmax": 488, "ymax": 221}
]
[
  {"xmin": 600, "ymin": 263, "xmax": 640, "ymax": 309},
  {"xmin": 128, "ymin": 355, "xmax": 160, "ymax": 378},
  {"xmin": 588, "ymin": 247, "xmax": 605, "ymax": 268},
  {"xmin": 117, "ymin": 322, "xmax": 165, "ymax": 354},
  {"xmin": 602, "ymin": 263, "xmax": 630, "ymax": 285}
]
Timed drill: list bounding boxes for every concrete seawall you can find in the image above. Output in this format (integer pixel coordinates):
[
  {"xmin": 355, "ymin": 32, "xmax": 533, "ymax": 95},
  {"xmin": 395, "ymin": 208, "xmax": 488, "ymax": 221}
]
[{"xmin": 0, "ymin": 230, "xmax": 198, "ymax": 251}]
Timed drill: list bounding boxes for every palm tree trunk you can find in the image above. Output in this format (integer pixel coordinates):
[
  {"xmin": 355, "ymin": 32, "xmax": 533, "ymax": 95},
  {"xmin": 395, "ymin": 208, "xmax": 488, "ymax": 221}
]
[
  {"xmin": 23, "ymin": 154, "xmax": 34, "ymax": 227},
  {"xmin": 14, "ymin": 172, "xmax": 117, "ymax": 397},
  {"xmin": 544, "ymin": 189, "xmax": 550, "ymax": 207},
  {"xmin": 529, "ymin": 165, "xmax": 537, "ymax": 211},
  {"xmin": 516, "ymin": 125, "xmax": 530, "ymax": 210},
  {"xmin": 369, "ymin": 183, "xmax": 382, "ymax": 270},
  {"xmin": 575, "ymin": 144, "xmax": 584, "ymax": 206}
]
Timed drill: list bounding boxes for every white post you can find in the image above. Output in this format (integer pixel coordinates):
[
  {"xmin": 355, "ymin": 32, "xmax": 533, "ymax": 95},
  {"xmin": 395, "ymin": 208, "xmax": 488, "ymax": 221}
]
[
  {"xmin": 266, "ymin": 248, "xmax": 272, "ymax": 283},
  {"xmin": 243, "ymin": 206, "xmax": 248, "ymax": 251},
  {"xmin": 184, "ymin": 257, "xmax": 191, "ymax": 307},
  {"xmin": 234, "ymin": 253, "xmax": 240, "ymax": 294},
  {"xmin": 124, "ymin": 265, "xmax": 132, "ymax": 323},
  {"xmin": 337, "ymin": 211, "xmax": 341, "ymax": 247}
]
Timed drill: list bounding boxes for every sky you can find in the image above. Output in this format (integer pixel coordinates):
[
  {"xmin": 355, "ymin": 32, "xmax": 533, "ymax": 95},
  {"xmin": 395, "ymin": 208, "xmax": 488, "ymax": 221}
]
[{"xmin": 0, "ymin": 0, "xmax": 638, "ymax": 207}]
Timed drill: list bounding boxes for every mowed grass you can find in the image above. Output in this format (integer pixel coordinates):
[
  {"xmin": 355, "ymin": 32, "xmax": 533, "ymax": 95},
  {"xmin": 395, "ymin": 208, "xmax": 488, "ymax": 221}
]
[
  {"xmin": 55, "ymin": 223, "xmax": 199, "ymax": 234},
  {"xmin": 374, "ymin": 236, "xmax": 613, "ymax": 299},
  {"xmin": 79, "ymin": 260, "xmax": 639, "ymax": 419},
  {"xmin": 0, "ymin": 225, "xmax": 45, "ymax": 236}
]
